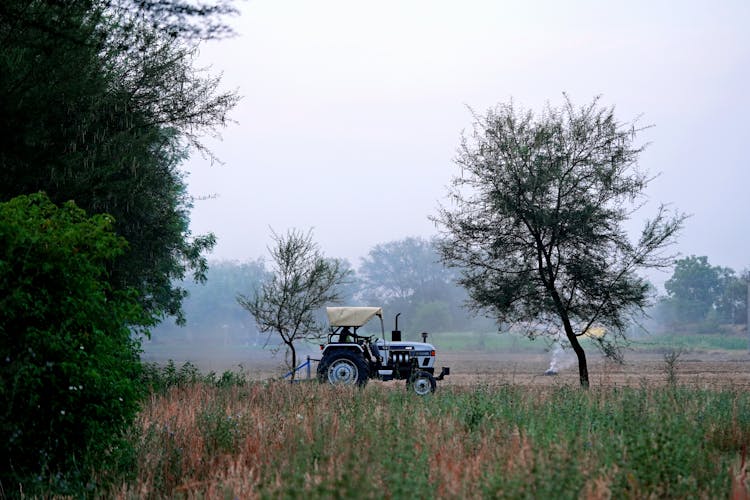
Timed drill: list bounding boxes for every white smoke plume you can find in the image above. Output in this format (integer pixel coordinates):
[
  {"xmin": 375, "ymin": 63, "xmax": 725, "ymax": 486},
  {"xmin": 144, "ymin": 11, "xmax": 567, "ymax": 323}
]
[{"xmin": 544, "ymin": 338, "xmax": 577, "ymax": 375}]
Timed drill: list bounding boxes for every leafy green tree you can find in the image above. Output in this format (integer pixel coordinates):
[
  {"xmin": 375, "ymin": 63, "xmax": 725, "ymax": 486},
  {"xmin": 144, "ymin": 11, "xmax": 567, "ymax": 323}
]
[
  {"xmin": 663, "ymin": 256, "xmax": 748, "ymax": 327},
  {"xmin": 360, "ymin": 237, "xmax": 447, "ymax": 303},
  {"xmin": 358, "ymin": 236, "xmax": 470, "ymax": 332},
  {"xmin": 237, "ymin": 229, "xmax": 350, "ymax": 379},
  {"xmin": 411, "ymin": 301, "xmax": 454, "ymax": 333},
  {"xmin": 664, "ymin": 256, "xmax": 721, "ymax": 323},
  {"xmin": 716, "ymin": 270, "xmax": 749, "ymax": 325},
  {"xmin": 433, "ymin": 96, "xmax": 685, "ymax": 387},
  {"xmin": 0, "ymin": 193, "xmax": 148, "ymax": 495},
  {"xmin": 0, "ymin": 0, "xmax": 237, "ymax": 324}
]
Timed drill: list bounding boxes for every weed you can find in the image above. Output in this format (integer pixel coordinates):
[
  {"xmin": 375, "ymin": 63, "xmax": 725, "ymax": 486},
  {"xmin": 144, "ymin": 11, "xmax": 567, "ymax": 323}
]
[
  {"xmin": 97, "ymin": 381, "xmax": 750, "ymax": 498},
  {"xmin": 663, "ymin": 349, "xmax": 683, "ymax": 387}
]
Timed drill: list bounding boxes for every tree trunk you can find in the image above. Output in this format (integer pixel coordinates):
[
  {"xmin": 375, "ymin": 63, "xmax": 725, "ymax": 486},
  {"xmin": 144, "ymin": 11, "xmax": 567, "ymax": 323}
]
[
  {"xmin": 566, "ymin": 328, "xmax": 589, "ymax": 388},
  {"xmin": 288, "ymin": 342, "xmax": 297, "ymax": 382},
  {"xmin": 549, "ymin": 282, "xmax": 590, "ymax": 388}
]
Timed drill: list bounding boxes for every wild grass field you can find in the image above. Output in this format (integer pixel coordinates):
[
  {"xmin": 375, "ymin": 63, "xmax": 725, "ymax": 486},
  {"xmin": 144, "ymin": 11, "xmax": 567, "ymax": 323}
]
[
  {"xmin": 110, "ymin": 377, "xmax": 750, "ymax": 499},
  {"xmin": 102, "ymin": 345, "xmax": 750, "ymax": 499}
]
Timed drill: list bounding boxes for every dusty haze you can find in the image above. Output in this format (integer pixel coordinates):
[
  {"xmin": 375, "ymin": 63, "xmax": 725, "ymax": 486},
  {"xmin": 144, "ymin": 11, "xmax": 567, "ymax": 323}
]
[{"xmin": 184, "ymin": 0, "xmax": 749, "ymax": 280}]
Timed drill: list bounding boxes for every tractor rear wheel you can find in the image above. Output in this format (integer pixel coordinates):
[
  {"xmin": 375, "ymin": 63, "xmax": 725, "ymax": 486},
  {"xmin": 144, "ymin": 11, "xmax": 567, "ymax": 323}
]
[
  {"xmin": 318, "ymin": 351, "xmax": 369, "ymax": 387},
  {"xmin": 407, "ymin": 370, "xmax": 436, "ymax": 395}
]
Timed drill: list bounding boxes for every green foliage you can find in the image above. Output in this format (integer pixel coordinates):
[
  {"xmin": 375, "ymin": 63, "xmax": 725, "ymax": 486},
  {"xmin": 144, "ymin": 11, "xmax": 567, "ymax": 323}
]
[
  {"xmin": 359, "ymin": 236, "xmax": 453, "ymax": 303},
  {"xmin": 717, "ymin": 270, "xmax": 749, "ymax": 325},
  {"xmin": 411, "ymin": 301, "xmax": 454, "ymax": 333},
  {"xmin": 358, "ymin": 236, "xmax": 492, "ymax": 333},
  {"xmin": 0, "ymin": 0, "xmax": 237, "ymax": 324},
  {"xmin": 664, "ymin": 255, "xmax": 722, "ymax": 322},
  {"xmin": 433, "ymin": 331, "xmax": 545, "ymax": 352},
  {"xmin": 113, "ymin": 381, "xmax": 748, "ymax": 498},
  {"xmin": 0, "ymin": 193, "xmax": 148, "ymax": 495},
  {"xmin": 140, "ymin": 360, "xmax": 202, "ymax": 393},
  {"xmin": 433, "ymin": 95, "xmax": 686, "ymax": 386},
  {"xmin": 140, "ymin": 360, "xmax": 247, "ymax": 393},
  {"xmin": 198, "ymin": 404, "xmax": 242, "ymax": 455},
  {"xmin": 661, "ymin": 255, "xmax": 748, "ymax": 327},
  {"xmin": 632, "ymin": 332, "xmax": 748, "ymax": 352}
]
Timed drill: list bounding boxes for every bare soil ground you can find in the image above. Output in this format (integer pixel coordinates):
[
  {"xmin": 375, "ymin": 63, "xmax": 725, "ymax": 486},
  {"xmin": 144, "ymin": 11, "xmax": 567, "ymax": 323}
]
[
  {"xmin": 438, "ymin": 350, "xmax": 750, "ymax": 389},
  {"xmin": 142, "ymin": 344, "xmax": 750, "ymax": 389}
]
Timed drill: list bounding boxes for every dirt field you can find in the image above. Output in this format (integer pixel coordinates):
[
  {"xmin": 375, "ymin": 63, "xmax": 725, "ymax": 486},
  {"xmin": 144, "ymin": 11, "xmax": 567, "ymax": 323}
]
[
  {"xmin": 142, "ymin": 343, "xmax": 750, "ymax": 389},
  {"xmin": 438, "ymin": 350, "xmax": 750, "ymax": 389}
]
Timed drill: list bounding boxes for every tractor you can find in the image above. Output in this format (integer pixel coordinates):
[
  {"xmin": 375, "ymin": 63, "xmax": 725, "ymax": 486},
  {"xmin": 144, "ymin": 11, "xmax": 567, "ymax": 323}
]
[{"xmin": 317, "ymin": 306, "xmax": 450, "ymax": 395}]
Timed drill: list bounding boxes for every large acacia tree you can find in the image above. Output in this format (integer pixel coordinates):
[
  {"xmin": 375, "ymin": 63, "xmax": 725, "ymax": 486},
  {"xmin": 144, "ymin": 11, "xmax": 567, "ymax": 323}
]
[{"xmin": 433, "ymin": 96, "xmax": 685, "ymax": 387}]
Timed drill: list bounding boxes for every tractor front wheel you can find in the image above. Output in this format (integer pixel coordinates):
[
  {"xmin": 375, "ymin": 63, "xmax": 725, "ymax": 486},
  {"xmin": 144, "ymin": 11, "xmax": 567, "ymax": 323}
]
[
  {"xmin": 318, "ymin": 351, "xmax": 369, "ymax": 387},
  {"xmin": 407, "ymin": 370, "xmax": 436, "ymax": 395}
]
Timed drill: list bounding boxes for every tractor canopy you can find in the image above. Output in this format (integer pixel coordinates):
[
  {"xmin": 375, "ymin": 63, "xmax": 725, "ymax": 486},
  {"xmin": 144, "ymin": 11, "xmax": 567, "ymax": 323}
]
[{"xmin": 326, "ymin": 307, "xmax": 383, "ymax": 327}]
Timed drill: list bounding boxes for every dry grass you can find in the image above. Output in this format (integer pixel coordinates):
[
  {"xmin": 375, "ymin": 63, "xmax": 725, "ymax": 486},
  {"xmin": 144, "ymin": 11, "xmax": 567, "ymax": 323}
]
[{"xmin": 111, "ymin": 367, "xmax": 750, "ymax": 499}]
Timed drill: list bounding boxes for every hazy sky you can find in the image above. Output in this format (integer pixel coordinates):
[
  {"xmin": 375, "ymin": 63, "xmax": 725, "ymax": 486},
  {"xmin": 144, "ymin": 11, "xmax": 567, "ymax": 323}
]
[{"xmin": 185, "ymin": 0, "xmax": 749, "ymax": 281}]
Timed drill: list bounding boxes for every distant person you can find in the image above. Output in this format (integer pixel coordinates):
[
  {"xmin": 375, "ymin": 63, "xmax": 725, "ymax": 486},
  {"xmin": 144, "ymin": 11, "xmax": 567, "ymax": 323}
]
[{"xmin": 339, "ymin": 326, "xmax": 352, "ymax": 343}]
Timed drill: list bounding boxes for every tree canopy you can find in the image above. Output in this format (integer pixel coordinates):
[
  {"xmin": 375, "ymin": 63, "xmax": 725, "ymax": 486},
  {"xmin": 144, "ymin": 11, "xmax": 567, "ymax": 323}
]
[
  {"xmin": 661, "ymin": 255, "xmax": 748, "ymax": 327},
  {"xmin": 0, "ymin": 0, "xmax": 238, "ymax": 323},
  {"xmin": 664, "ymin": 256, "xmax": 722, "ymax": 323},
  {"xmin": 358, "ymin": 236, "xmax": 480, "ymax": 333},
  {"xmin": 0, "ymin": 0, "xmax": 238, "ymax": 491},
  {"xmin": 433, "ymin": 96, "xmax": 685, "ymax": 387}
]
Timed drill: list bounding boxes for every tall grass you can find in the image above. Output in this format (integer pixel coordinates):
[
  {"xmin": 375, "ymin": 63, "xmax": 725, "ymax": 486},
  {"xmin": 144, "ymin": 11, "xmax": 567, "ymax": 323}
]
[{"xmin": 109, "ymin": 375, "xmax": 750, "ymax": 499}]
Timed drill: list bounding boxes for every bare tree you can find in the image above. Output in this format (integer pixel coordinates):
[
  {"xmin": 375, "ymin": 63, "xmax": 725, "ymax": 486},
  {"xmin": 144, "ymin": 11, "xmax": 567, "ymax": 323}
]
[
  {"xmin": 432, "ymin": 95, "xmax": 686, "ymax": 387},
  {"xmin": 237, "ymin": 229, "xmax": 349, "ymax": 380}
]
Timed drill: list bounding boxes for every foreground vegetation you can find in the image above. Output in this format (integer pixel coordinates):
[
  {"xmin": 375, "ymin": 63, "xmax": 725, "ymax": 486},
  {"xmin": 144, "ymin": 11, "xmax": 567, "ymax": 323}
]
[{"xmin": 101, "ymin": 364, "xmax": 750, "ymax": 498}]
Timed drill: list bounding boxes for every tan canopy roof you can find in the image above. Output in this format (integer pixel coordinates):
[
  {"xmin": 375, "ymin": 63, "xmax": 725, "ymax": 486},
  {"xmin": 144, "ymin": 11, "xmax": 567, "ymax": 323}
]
[{"xmin": 326, "ymin": 307, "xmax": 383, "ymax": 327}]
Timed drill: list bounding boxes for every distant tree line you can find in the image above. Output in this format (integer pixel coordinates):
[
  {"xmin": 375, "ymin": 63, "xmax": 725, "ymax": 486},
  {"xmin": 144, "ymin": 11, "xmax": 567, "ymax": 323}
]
[
  {"xmin": 163, "ymin": 244, "xmax": 750, "ymax": 348},
  {"xmin": 356, "ymin": 236, "xmax": 494, "ymax": 334},
  {"xmin": 653, "ymin": 255, "xmax": 748, "ymax": 331},
  {"xmin": 153, "ymin": 236, "xmax": 495, "ymax": 346}
]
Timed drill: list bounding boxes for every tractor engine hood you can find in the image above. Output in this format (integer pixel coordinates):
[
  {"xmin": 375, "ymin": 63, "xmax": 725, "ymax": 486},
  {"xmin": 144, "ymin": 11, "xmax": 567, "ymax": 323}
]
[{"xmin": 375, "ymin": 340, "xmax": 435, "ymax": 351}]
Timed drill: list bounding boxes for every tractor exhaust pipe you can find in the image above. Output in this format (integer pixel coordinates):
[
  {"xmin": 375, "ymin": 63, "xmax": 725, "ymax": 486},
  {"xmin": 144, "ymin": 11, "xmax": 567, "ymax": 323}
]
[{"xmin": 392, "ymin": 313, "xmax": 401, "ymax": 342}]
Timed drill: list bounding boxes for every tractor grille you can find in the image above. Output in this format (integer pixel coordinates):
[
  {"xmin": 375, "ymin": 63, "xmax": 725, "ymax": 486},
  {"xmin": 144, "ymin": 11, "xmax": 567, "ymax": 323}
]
[{"xmin": 389, "ymin": 350, "xmax": 431, "ymax": 363}]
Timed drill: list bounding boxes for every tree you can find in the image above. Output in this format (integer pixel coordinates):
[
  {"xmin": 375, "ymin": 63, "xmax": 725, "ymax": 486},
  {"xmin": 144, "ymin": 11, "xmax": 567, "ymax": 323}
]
[
  {"xmin": 237, "ymin": 229, "xmax": 350, "ymax": 379},
  {"xmin": 360, "ymin": 237, "xmax": 448, "ymax": 303},
  {"xmin": 664, "ymin": 256, "xmax": 721, "ymax": 323},
  {"xmin": 358, "ymin": 236, "xmax": 470, "ymax": 332},
  {"xmin": 0, "ymin": 0, "xmax": 238, "ymax": 324},
  {"xmin": 433, "ymin": 96, "xmax": 685, "ymax": 387},
  {"xmin": 663, "ymin": 256, "xmax": 749, "ymax": 327},
  {"xmin": 0, "ymin": 193, "xmax": 148, "ymax": 495},
  {"xmin": 716, "ymin": 270, "xmax": 749, "ymax": 325}
]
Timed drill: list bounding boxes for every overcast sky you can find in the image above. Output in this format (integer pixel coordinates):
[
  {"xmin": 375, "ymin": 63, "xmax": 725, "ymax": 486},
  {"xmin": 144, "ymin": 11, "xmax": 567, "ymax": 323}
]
[{"xmin": 184, "ymin": 0, "xmax": 749, "ymax": 281}]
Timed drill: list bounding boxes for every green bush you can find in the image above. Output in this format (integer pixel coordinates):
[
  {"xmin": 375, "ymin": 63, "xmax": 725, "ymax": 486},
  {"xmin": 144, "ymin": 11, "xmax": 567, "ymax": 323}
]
[
  {"xmin": 0, "ymin": 193, "xmax": 149, "ymax": 496},
  {"xmin": 140, "ymin": 360, "xmax": 248, "ymax": 393}
]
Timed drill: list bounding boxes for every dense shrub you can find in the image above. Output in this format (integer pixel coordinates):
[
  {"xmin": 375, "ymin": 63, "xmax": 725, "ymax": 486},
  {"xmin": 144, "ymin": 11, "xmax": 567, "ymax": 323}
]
[{"xmin": 0, "ymin": 193, "xmax": 149, "ymax": 496}]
